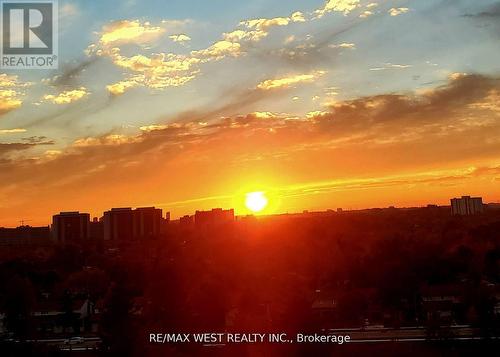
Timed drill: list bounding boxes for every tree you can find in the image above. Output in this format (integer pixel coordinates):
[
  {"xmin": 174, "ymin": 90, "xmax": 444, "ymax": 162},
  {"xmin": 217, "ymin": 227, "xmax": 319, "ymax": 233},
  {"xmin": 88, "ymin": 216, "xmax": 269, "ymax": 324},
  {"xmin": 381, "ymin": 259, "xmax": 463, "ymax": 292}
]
[{"xmin": 3, "ymin": 275, "xmax": 36, "ymax": 339}]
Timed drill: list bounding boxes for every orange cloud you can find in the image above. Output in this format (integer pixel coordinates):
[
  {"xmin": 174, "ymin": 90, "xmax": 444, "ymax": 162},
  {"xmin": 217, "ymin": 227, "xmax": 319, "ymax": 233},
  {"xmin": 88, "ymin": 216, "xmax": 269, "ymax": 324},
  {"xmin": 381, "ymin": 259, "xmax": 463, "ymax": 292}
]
[
  {"xmin": 0, "ymin": 128, "xmax": 27, "ymax": 134},
  {"xmin": 139, "ymin": 124, "xmax": 169, "ymax": 132},
  {"xmin": 73, "ymin": 134, "xmax": 141, "ymax": 147}
]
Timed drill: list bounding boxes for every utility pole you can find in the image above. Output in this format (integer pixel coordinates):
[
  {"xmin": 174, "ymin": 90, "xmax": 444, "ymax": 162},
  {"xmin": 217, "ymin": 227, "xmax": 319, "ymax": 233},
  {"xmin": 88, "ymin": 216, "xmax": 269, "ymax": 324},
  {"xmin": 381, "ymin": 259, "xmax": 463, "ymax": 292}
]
[{"xmin": 19, "ymin": 219, "xmax": 33, "ymax": 226}]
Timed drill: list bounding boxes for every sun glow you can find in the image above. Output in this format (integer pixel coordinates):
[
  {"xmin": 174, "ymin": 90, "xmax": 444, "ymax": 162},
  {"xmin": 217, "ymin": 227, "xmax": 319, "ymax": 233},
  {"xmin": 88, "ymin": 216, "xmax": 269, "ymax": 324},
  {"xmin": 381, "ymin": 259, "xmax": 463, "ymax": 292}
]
[{"xmin": 245, "ymin": 191, "xmax": 268, "ymax": 213}]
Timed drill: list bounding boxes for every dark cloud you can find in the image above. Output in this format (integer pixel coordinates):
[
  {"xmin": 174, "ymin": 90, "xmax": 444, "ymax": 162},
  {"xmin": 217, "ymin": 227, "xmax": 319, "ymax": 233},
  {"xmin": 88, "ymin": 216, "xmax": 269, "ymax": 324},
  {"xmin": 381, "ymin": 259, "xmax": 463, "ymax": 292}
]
[
  {"xmin": 24, "ymin": 93, "xmax": 113, "ymax": 129},
  {"xmin": 49, "ymin": 57, "xmax": 100, "ymax": 88},
  {"xmin": 21, "ymin": 136, "xmax": 50, "ymax": 143},
  {"xmin": 0, "ymin": 139, "xmax": 54, "ymax": 157},
  {"xmin": 462, "ymin": 2, "xmax": 500, "ymax": 18},
  {"xmin": 160, "ymin": 83, "xmax": 288, "ymax": 126}
]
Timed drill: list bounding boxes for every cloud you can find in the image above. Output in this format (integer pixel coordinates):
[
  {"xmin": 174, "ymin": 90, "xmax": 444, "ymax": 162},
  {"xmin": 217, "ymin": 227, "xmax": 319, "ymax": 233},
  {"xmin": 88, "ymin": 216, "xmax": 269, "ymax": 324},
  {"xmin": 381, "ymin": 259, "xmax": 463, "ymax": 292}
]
[
  {"xmin": 462, "ymin": 3, "xmax": 500, "ymax": 18},
  {"xmin": 0, "ymin": 90, "xmax": 22, "ymax": 115},
  {"xmin": 103, "ymin": 49, "xmax": 201, "ymax": 94},
  {"xmin": 90, "ymin": 5, "xmax": 339, "ymax": 96},
  {"xmin": 106, "ymin": 79, "xmax": 140, "ymax": 96},
  {"xmin": 97, "ymin": 17, "xmax": 259, "ymax": 95},
  {"xmin": 191, "ymin": 40, "xmax": 241, "ymax": 60},
  {"xmin": 169, "ymin": 34, "xmax": 191, "ymax": 44},
  {"xmin": 284, "ymin": 35, "xmax": 296, "ymax": 44},
  {"xmin": 97, "ymin": 20, "xmax": 166, "ymax": 46},
  {"xmin": 278, "ymin": 165, "xmax": 500, "ymax": 199},
  {"xmin": 314, "ymin": 0, "xmax": 361, "ymax": 18},
  {"xmin": 257, "ymin": 71, "xmax": 326, "ymax": 90},
  {"xmin": 389, "ymin": 8, "xmax": 410, "ymax": 17},
  {"xmin": 90, "ymin": 8, "xmax": 317, "ymax": 96},
  {"xmin": 222, "ymin": 11, "xmax": 307, "ymax": 45},
  {"xmin": 329, "ymin": 42, "xmax": 356, "ymax": 49},
  {"xmin": 291, "ymin": 11, "xmax": 306, "ymax": 23},
  {"xmin": 0, "ymin": 74, "xmax": 30, "ymax": 115},
  {"xmin": 0, "ymin": 137, "xmax": 54, "ymax": 158},
  {"xmin": 48, "ymin": 58, "xmax": 99, "ymax": 88},
  {"xmin": 0, "ymin": 128, "xmax": 27, "ymax": 134},
  {"xmin": 250, "ymin": 111, "xmax": 295, "ymax": 120},
  {"xmin": 369, "ymin": 63, "xmax": 412, "ymax": 71},
  {"xmin": 306, "ymin": 110, "xmax": 328, "ymax": 118},
  {"xmin": 73, "ymin": 134, "xmax": 141, "ymax": 147},
  {"xmin": 33, "ymin": 75, "xmax": 500, "ymax": 162},
  {"xmin": 43, "ymin": 87, "xmax": 89, "ymax": 104},
  {"xmin": 139, "ymin": 124, "xmax": 169, "ymax": 132},
  {"xmin": 79, "ymin": 75, "xmax": 500, "ymax": 158},
  {"xmin": 87, "ymin": 20, "xmax": 201, "ymax": 94},
  {"xmin": 468, "ymin": 89, "xmax": 500, "ymax": 112},
  {"xmin": 359, "ymin": 11, "xmax": 373, "ymax": 18}
]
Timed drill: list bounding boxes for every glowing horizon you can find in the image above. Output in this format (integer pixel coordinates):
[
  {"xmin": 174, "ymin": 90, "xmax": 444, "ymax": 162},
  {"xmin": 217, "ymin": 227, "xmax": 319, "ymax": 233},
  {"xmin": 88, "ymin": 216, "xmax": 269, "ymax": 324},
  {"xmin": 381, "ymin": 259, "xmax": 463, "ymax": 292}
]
[{"xmin": 1, "ymin": 1, "xmax": 500, "ymax": 226}]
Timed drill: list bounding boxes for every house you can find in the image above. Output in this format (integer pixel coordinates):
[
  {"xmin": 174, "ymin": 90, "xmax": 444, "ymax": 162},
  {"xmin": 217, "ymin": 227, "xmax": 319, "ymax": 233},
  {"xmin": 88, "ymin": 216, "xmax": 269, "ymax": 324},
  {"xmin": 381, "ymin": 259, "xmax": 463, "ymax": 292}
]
[{"xmin": 420, "ymin": 283, "xmax": 464, "ymax": 325}]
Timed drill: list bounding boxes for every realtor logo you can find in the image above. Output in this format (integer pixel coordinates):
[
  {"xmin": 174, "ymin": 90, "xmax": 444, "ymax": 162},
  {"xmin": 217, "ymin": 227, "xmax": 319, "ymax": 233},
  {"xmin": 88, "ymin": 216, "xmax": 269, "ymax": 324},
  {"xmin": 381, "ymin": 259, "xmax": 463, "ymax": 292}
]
[{"xmin": 1, "ymin": 0, "xmax": 58, "ymax": 69}]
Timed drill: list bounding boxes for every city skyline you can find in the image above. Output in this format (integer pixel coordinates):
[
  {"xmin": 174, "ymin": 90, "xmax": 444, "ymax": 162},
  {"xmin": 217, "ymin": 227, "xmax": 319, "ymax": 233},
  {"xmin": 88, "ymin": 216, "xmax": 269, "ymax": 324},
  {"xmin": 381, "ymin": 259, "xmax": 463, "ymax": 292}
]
[
  {"xmin": 0, "ymin": 194, "xmax": 497, "ymax": 229},
  {"xmin": 1, "ymin": 0, "xmax": 500, "ymax": 226}
]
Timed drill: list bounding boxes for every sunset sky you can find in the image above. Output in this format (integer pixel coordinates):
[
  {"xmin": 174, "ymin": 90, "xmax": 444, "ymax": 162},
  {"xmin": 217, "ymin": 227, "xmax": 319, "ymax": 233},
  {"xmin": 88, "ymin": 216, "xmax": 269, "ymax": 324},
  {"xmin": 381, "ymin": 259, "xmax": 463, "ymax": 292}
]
[{"xmin": 1, "ymin": 0, "xmax": 500, "ymax": 226}]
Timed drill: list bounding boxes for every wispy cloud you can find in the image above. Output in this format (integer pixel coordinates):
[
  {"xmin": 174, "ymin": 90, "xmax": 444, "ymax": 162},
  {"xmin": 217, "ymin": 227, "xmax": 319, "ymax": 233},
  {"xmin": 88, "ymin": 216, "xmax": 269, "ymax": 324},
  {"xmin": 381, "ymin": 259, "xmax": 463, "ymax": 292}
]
[
  {"xmin": 257, "ymin": 71, "xmax": 326, "ymax": 90},
  {"xmin": 329, "ymin": 42, "xmax": 356, "ymax": 49},
  {"xmin": 369, "ymin": 63, "xmax": 412, "ymax": 71},
  {"xmin": 0, "ymin": 128, "xmax": 27, "ymax": 134},
  {"xmin": 389, "ymin": 7, "xmax": 410, "ymax": 17}
]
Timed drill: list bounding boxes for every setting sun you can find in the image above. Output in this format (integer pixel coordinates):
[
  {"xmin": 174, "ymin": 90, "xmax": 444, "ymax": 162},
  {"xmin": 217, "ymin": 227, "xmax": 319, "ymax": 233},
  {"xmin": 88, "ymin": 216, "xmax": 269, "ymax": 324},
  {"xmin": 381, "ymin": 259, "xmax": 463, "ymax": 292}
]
[{"xmin": 245, "ymin": 191, "xmax": 269, "ymax": 213}]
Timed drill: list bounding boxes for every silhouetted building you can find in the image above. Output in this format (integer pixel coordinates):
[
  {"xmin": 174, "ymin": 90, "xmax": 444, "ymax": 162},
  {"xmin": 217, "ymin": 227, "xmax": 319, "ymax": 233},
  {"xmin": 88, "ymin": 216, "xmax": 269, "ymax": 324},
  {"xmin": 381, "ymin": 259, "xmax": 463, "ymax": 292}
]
[
  {"xmin": 0, "ymin": 225, "xmax": 51, "ymax": 245},
  {"xmin": 89, "ymin": 217, "xmax": 104, "ymax": 240},
  {"xmin": 161, "ymin": 212, "xmax": 171, "ymax": 234},
  {"xmin": 194, "ymin": 208, "xmax": 234, "ymax": 228},
  {"xmin": 179, "ymin": 214, "xmax": 194, "ymax": 228},
  {"xmin": 451, "ymin": 196, "xmax": 484, "ymax": 216},
  {"xmin": 103, "ymin": 207, "xmax": 162, "ymax": 241},
  {"xmin": 103, "ymin": 208, "xmax": 134, "ymax": 241},
  {"xmin": 52, "ymin": 212, "xmax": 90, "ymax": 243},
  {"xmin": 487, "ymin": 203, "xmax": 500, "ymax": 211},
  {"xmin": 134, "ymin": 207, "xmax": 162, "ymax": 240}
]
